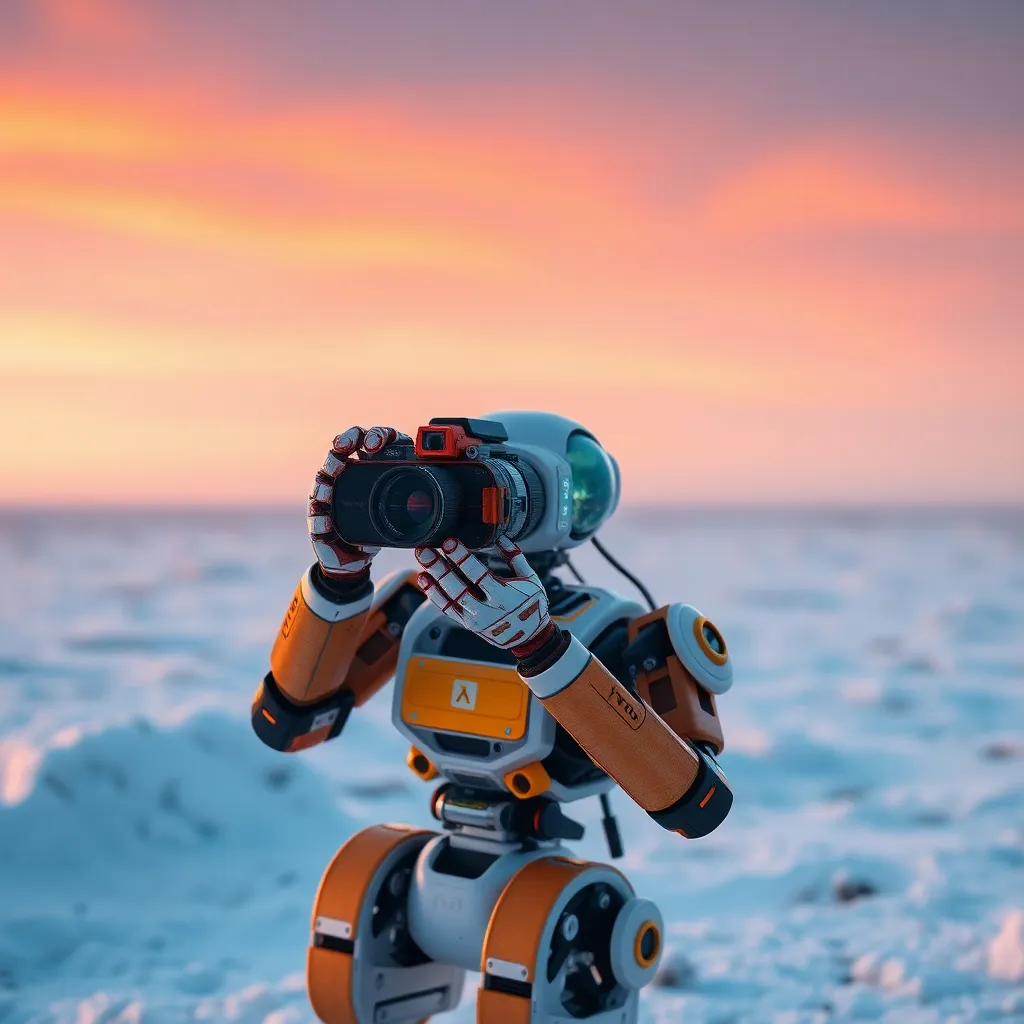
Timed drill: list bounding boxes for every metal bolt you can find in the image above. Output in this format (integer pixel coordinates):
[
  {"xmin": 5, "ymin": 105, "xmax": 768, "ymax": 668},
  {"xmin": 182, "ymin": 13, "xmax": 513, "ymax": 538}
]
[
  {"xmin": 628, "ymin": 665, "xmax": 637, "ymax": 677},
  {"xmin": 504, "ymin": 726, "xmax": 512, "ymax": 736},
  {"xmin": 465, "ymin": 445, "xmax": 479, "ymax": 459},
  {"xmin": 642, "ymin": 656, "xmax": 657, "ymax": 672},
  {"xmin": 562, "ymin": 913, "xmax": 579, "ymax": 941},
  {"xmin": 386, "ymin": 621, "xmax": 401, "ymax": 637},
  {"xmin": 598, "ymin": 891, "xmax": 611, "ymax": 910}
]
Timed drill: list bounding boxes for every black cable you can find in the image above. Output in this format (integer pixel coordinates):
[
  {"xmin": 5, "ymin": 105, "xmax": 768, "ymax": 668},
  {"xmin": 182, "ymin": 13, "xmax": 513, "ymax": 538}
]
[
  {"xmin": 591, "ymin": 536, "xmax": 657, "ymax": 611},
  {"xmin": 565, "ymin": 557, "xmax": 586, "ymax": 584},
  {"xmin": 599, "ymin": 792, "xmax": 624, "ymax": 859}
]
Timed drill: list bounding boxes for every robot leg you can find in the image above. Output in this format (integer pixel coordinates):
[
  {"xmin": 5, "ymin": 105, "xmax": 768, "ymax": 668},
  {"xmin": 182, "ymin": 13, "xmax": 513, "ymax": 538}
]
[
  {"xmin": 477, "ymin": 856, "xmax": 665, "ymax": 1023},
  {"xmin": 308, "ymin": 824, "xmax": 466, "ymax": 1024}
]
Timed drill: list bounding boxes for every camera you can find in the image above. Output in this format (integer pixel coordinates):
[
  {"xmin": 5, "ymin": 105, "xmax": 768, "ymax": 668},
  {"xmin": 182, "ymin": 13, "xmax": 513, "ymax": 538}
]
[{"xmin": 332, "ymin": 417, "xmax": 548, "ymax": 549}]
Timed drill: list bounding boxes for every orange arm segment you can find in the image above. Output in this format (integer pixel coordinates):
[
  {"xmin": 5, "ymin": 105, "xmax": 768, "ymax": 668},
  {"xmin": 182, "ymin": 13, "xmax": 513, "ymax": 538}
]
[
  {"xmin": 522, "ymin": 632, "xmax": 732, "ymax": 837},
  {"xmin": 252, "ymin": 568, "xmax": 425, "ymax": 752}
]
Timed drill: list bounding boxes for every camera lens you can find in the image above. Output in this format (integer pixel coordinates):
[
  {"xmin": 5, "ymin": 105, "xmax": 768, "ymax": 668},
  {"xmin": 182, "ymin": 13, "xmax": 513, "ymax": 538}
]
[{"xmin": 372, "ymin": 468, "xmax": 443, "ymax": 544}]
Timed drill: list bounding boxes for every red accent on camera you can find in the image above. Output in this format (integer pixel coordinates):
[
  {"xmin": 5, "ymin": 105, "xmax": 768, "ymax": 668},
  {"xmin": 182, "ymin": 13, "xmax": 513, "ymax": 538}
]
[
  {"xmin": 414, "ymin": 424, "xmax": 478, "ymax": 458},
  {"xmin": 481, "ymin": 485, "xmax": 507, "ymax": 525}
]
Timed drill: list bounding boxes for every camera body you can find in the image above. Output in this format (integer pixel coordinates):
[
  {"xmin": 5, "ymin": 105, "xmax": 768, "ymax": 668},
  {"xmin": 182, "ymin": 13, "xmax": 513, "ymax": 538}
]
[{"xmin": 332, "ymin": 417, "xmax": 567, "ymax": 550}]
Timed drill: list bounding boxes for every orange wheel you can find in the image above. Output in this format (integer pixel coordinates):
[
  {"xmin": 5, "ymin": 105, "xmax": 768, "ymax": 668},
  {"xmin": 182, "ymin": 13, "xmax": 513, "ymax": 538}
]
[
  {"xmin": 477, "ymin": 856, "xmax": 639, "ymax": 1022},
  {"xmin": 308, "ymin": 824, "xmax": 465, "ymax": 1024}
]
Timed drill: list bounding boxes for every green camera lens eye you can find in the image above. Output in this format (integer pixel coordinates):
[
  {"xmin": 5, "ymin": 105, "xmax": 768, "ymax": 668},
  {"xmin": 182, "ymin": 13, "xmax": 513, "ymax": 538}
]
[{"xmin": 566, "ymin": 432, "xmax": 616, "ymax": 539}]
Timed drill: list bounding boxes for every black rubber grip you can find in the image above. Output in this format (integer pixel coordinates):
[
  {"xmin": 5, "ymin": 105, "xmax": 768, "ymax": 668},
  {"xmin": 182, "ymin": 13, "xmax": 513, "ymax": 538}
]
[
  {"xmin": 251, "ymin": 671, "xmax": 355, "ymax": 752},
  {"xmin": 647, "ymin": 744, "xmax": 733, "ymax": 838}
]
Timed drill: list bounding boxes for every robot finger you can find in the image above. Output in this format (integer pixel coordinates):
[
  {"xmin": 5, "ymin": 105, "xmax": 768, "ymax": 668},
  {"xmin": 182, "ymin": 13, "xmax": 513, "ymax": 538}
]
[
  {"xmin": 438, "ymin": 538, "xmax": 490, "ymax": 585},
  {"xmin": 313, "ymin": 538, "xmax": 372, "ymax": 575},
  {"xmin": 414, "ymin": 546, "xmax": 444, "ymax": 571},
  {"xmin": 416, "ymin": 570, "xmax": 466, "ymax": 619},
  {"xmin": 331, "ymin": 426, "xmax": 366, "ymax": 457},
  {"xmin": 308, "ymin": 471, "xmax": 334, "ymax": 504},
  {"xmin": 416, "ymin": 547, "xmax": 478, "ymax": 608},
  {"xmin": 362, "ymin": 426, "xmax": 399, "ymax": 453},
  {"xmin": 307, "ymin": 510, "xmax": 336, "ymax": 538},
  {"xmin": 495, "ymin": 536, "xmax": 536, "ymax": 580}
]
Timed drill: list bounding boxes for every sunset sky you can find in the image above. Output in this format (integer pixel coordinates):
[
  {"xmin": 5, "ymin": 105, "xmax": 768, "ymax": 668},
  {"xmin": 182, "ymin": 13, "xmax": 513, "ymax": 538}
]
[{"xmin": 1, "ymin": 1, "xmax": 1021, "ymax": 505}]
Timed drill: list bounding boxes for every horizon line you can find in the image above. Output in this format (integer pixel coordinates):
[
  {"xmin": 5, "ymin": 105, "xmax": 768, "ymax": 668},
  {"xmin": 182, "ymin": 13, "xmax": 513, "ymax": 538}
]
[{"xmin": 1, "ymin": 500, "xmax": 1021, "ymax": 515}]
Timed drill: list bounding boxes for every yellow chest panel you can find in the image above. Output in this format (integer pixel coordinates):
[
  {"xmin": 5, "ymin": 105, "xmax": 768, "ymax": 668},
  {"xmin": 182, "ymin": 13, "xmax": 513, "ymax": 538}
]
[{"xmin": 400, "ymin": 656, "xmax": 530, "ymax": 741}]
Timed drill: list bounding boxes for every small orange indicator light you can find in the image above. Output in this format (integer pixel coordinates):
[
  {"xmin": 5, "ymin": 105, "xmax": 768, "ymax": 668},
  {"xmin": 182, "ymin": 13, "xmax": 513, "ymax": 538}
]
[
  {"xmin": 262, "ymin": 708, "xmax": 277, "ymax": 725},
  {"xmin": 699, "ymin": 786, "xmax": 716, "ymax": 808}
]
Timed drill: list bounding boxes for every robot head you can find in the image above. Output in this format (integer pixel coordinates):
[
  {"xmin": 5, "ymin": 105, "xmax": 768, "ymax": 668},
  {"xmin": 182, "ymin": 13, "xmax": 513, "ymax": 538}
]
[{"xmin": 484, "ymin": 410, "xmax": 621, "ymax": 553}]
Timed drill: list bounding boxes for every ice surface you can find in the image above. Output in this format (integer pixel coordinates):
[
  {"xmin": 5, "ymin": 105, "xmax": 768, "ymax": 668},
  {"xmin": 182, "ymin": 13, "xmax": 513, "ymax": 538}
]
[{"xmin": 0, "ymin": 507, "xmax": 1022, "ymax": 1022}]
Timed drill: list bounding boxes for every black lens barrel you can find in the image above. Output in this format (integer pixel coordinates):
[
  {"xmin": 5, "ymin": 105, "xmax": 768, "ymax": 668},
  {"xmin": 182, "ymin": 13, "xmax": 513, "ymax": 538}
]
[{"xmin": 371, "ymin": 466, "xmax": 459, "ymax": 546}]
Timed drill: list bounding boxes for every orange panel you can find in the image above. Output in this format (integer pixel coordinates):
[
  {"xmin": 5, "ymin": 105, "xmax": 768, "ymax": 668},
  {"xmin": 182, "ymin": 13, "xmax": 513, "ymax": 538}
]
[
  {"xmin": 401, "ymin": 657, "xmax": 529, "ymax": 740},
  {"xmin": 482, "ymin": 857, "xmax": 587, "ymax": 983},
  {"xmin": 634, "ymin": 659, "xmax": 724, "ymax": 753},
  {"xmin": 307, "ymin": 945, "xmax": 356, "ymax": 1024},
  {"xmin": 288, "ymin": 724, "xmax": 332, "ymax": 752},
  {"xmin": 310, "ymin": 824, "xmax": 433, "ymax": 940},
  {"xmin": 270, "ymin": 581, "xmax": 371, "ymax": 705}
]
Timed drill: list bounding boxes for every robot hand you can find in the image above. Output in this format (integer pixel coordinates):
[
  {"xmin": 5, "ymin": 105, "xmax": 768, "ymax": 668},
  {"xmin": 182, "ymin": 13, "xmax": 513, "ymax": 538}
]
[
  {"xmin": 308, "ymin": 425, "xmax": 400, "ymax": 578},
  {"xmin": 414, "ymin": 537, "xmax": 555, "ymax": 657}
]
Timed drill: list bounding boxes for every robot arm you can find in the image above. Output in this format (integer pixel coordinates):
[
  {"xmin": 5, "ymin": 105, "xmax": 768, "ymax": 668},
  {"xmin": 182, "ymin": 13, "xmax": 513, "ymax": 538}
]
[
  {"xmin": 413, "ymin": 537, "xmax": 733, "ymax": 838},
  {"xmin": 253, "ymin": 423, "xmax": 425, "ymax": 753},
  {"xmin": 520, "ymin": 609, "xmax": 732, "ymax": 838},
  {"xmin": 251, "ymin": 567, "xmax": 425, "ymax": 752}
]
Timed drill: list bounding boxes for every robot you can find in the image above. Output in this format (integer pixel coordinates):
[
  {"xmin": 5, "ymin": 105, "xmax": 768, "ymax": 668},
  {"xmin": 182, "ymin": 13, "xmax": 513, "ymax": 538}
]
[{"xmin": 251, "ymin": 412, "xmax": 734, "ymax": 1024}]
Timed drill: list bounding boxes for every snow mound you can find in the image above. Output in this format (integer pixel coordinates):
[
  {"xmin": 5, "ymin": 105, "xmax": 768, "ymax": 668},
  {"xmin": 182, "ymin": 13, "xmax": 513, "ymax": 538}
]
[{"xmin": 0, "ymin": 713, "xmax": 356, "ymax": 1021}]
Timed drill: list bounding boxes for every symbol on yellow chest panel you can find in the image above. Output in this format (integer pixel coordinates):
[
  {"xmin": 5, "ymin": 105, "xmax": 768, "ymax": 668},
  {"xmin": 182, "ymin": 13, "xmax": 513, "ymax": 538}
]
[
  {"xmin": 451, "ymin": 679, "xmax": 478, "ymax": 709},
  {"xmin": 402, "ymin": 658, "xmax": 529, "ymax": 740}
]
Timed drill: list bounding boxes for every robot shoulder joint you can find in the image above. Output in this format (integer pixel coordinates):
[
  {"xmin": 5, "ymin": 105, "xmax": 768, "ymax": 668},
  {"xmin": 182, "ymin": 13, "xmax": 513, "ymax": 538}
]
[{"xmin": 625, "ymin": 603, "xmax": 733, "ymax": 695}]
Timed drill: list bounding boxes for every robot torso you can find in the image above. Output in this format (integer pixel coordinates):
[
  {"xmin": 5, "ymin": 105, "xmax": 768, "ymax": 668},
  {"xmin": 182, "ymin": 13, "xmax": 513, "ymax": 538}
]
[{"xmin": 391, "ymin": 584, "xmax": 647, "ymax": 803}]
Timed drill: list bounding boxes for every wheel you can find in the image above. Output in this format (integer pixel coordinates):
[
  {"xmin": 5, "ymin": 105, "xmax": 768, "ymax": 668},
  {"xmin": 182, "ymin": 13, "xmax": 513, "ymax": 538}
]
[
  {"xmin": 308, "ymin": 823, "xmax": 466, "ymax": 1023},
  {"xmin": 478, "ymin": 856, "xmax": 651, "ymax": 1022}
]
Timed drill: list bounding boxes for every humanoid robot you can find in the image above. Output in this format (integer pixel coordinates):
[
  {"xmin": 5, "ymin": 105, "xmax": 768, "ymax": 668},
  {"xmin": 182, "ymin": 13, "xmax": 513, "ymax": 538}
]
[{"xmin": 251, "ymin": 412, "xmax": 734, "ymax": 1024}]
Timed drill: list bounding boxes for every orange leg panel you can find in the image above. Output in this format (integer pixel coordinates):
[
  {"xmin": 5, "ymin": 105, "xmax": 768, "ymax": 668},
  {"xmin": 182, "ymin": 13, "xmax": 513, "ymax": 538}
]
[
  {"xmin": 308, "ymin": 824, "xmax": 465, "ymax": 1024},
  {"xmin": 477, "ymin": 856, "xmax": 640, "ymax": 1023}
]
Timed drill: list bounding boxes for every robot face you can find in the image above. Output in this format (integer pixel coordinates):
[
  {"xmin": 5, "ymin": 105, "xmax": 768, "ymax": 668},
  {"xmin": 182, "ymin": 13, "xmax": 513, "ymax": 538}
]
[
  {"xmin": 484, "ymin": 410, "xmax": 621, "ymax": 552},
  {"xmin": 565, "ymin": 431, "xmax": 619, "ymax": 539}
]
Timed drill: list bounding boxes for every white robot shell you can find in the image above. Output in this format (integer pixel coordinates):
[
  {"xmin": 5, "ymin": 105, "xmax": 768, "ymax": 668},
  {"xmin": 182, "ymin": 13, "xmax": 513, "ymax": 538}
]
[{"xmin": 484, "ymin": 410, "xmax": 622, "ymax": 554}]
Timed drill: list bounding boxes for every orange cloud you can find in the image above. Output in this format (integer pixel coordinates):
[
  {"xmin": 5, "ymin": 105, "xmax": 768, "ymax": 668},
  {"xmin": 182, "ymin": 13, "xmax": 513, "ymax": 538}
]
[
  {"xmin": 0, "ymin": 71, "xmax": 1020, "ymax": 505},
  {"xmin": 701, "ymin": 140, "xmax": 1024, "ymax": 236}
]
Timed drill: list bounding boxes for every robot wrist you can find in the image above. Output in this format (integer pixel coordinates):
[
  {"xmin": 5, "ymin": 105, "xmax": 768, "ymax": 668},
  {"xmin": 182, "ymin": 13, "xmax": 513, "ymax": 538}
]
[
  {"xmin": 310, "ymin": 563, "xmax": 373, "ymax": 606},
  {"xmin": 251, "ymin": 670, "xmax": 355, "ymax": 752},
  {"xmin": 514, "ymin": 624, "xmax": 571, "ymax": 677}
]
